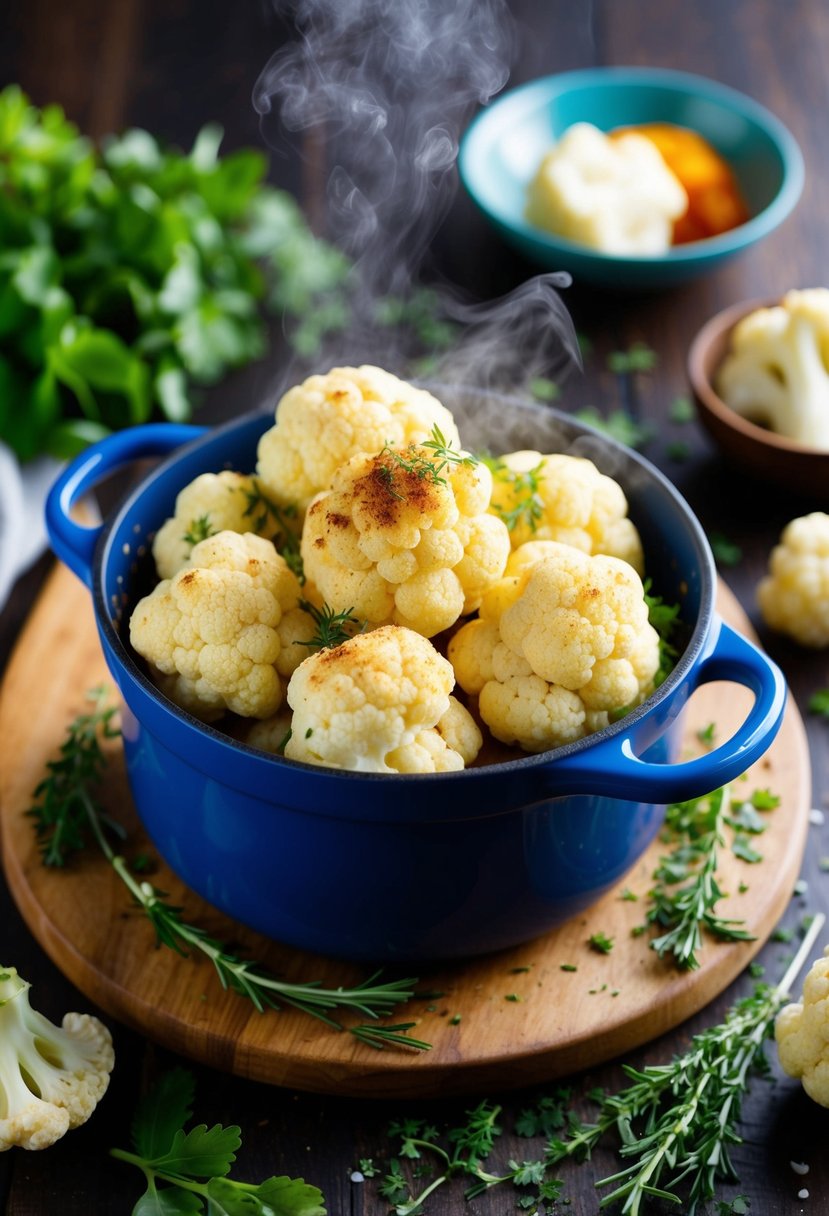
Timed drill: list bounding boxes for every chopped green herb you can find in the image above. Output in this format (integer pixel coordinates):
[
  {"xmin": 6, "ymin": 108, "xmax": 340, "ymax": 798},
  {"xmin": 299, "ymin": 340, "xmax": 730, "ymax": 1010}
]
[
  {"xmin": 809, "ymin": 688, "xmax": 829, "ymax": 718},
  {"xmin": 697, "ymin": 721, "xmax": 717, "ymax": 745},
  {"xmin": 359, "ymin": 1158, "xmax": 378, "ymax": 1178},
  {"xmin": 182, "ymin": 514, "xmax": 215, "ymax": 548},
  {"xmin": 669, "ymin": 395, "xmax": 696, "ymax": 423},
  {"xmin": 666, "ymin": 439, "xmax": 691, "ymax": 462},
  {"xmin": 607, "ymin": 341, "xmax": 658, "ymax": 374},
  {"xmin": 732, "ymin": 835, "xmax": 764, "ymax": 863},
  {"xmin": 772, "ymin": 926, "xmax": 795, "ymax": 943},
  {"xmin": 588, "ymin": 931, "xmax": 614, "ymax": 954},
  {"xmin": 560, "ymin": 963, "xmax": 578, "ymax": 972},
  {"xmin": 738, "ymin": 881, "xmax": 749, "ymax": 894},
  {"xmin": 304, "ymin": 727, "xmax": 313, "ymax": 739},
  {"xmin": 510, "ymin": 965, "xmax": 532, "ymax": 973},
  {"xmin": 573, "ymin": 406, "xmax": 653, "ymax": 450},
  {"xmin": 484, "ymin": 453, "xmax": 546, "ymax": 534},
  {"xmin": 710, "ymin": 532, "xmax": 743, "ymax": 566},
  {"xmin": 276, "ymin": 728, "xmax": 292, "ymax": 755},
  {"xmin": 449, "ymin": 1014, "xmax": 462, "ymax": 1025},
  {"xmin": 529, "ymin": 376, "xmax": 560, "ymax": 401},
  {"xmin": 794, "ymin": 878, "xmax": 808, "ymax": 897},
  {"xmin": 819, "ymin": 857, "xmax": 829, "ymax": 872},
  {"xmin": 750, "ymin": 788, "xmax": 781, "ymax": 810},
  {"xmin": 749, "ymin": 962, "xmax": 765, "ymax": 978},
  {"xmin": 505, "ymin": 993, "xmax": 522, "ymax": 1002},
  {"xmin": 620, "ymin": 887, "xmax": 639, "ymax": 902}
]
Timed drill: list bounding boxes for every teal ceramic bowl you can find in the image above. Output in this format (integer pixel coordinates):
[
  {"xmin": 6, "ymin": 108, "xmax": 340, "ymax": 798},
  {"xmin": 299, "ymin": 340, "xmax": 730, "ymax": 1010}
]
[{"xmin": 458, "ymin": 67, "xmax": 804, "ymax": 288}]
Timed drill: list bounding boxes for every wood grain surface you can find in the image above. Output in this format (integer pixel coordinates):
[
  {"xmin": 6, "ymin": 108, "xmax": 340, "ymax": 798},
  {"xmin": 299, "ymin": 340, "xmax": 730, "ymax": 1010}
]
[{"xmin": 0, "ymin": 562, "xmax": 810, "ymax": 1098}]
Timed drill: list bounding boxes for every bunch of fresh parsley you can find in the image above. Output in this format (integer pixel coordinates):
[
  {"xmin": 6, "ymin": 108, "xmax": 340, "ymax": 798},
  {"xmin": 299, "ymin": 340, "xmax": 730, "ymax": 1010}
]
[{"xmin": 0, "ymin": 85, "xmax": 350, "ymax": 461}]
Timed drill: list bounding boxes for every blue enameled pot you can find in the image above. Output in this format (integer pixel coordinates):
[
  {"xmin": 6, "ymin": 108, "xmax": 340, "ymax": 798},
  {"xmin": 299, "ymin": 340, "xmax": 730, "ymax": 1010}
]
[{"xmin": 45, "ymin": 391, "xmax": 786, "ymax": 961}]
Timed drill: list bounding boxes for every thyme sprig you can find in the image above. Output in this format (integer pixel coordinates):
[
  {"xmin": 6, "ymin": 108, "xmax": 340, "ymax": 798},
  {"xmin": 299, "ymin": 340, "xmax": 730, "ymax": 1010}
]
[
  {"xmin": 241, "ymin": 479, "xmax": 304, "ymax": 583},
  {"xmin": 483, "ymin": 454, "xmax": 546, "ymax": 533},
  {"xmin": 296, "ymin": 600, "xmax": 364, "ymax": 650},
  {"xmin": 545, "ymin": 914, "xmax": 825, "ymax": 1216},
  {"xmin": 29, "ymin": 690, "xmax": 428, "ymax": 1050},
  {"xmin": 378, "ymin": 425, "xmax": 477, "ymax": 500},
  {"xmin": 181, "ymin": 514, "xmax": 215, "ymax": 548},
  {"xmin": 646, "ymin": 785, "xmax": 755, "ymax": 969}
]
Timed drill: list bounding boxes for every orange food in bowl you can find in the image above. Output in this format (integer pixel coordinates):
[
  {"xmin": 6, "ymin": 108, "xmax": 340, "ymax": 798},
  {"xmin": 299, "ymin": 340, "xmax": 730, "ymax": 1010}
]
[{"xmin": 610, "ymin": 123, "xmax": 750, "ymax": 244}]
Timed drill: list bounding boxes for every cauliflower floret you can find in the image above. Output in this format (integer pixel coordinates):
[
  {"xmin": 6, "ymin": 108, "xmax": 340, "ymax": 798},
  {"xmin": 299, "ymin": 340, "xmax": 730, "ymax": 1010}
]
[
  {"xmin": 301, "ymin": 445, "xmax": 510, "ymax": 637},
  {"xmin": 152, "ymin": 471, "xmax": 273, "ymax": 580},
  {"xmin": 488, "ymin": 450, "xmax": 644, "ymax": 573},
  {"xmin": 0, "ymin": 967, "xmax": 114, "ymax": 1151},
  {"xmin": 256, "ymin": 365, "xmax": 461, "ymax": 512},
  {"xmin": 130, "ymin": 531, "xmax": 304, "ymax": 720},
  {"xmin": 716, "ymin": 289, "xmax": 829, "ymax": 450},
  {"xmin": 775, "ymin": 946, "xmax": 829, "ymax": 1107},
  {"xmin": 757, "ymin": 512, "xmax": 829, "ymax": 647},
  {"xmin": 449, "ymin": 543, "xmax": 660, "ymax": 752},
  {"xmin": 284, "ymin": 625, "xmax": 479, "ymax": 772},
  {"xmin": 525, "ymin": 122, "xmax": 687, "ymax": 255}
]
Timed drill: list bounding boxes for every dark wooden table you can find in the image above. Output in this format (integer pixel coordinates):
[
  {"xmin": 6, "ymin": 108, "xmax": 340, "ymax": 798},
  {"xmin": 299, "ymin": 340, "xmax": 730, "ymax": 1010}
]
[{"xmin": 2, "ymin": 2, "xmax": 828, "ymax": 1212}]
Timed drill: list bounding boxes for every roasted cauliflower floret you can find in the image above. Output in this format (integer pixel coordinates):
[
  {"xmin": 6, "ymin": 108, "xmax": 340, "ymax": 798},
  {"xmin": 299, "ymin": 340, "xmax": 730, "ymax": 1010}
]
[
  {"xmin": 776, "ymin": 946, "xmax": 829, "ymax": 1107},
  {"xmin": 757, "ymin": 511, "xmax": 829, "ymax": 647},
  {"xmin": 256, "ymin": 365, "xmax": 461, "ymax": 512},
  {"xmin": 488, "ymin": 450, "xmax": 644, "ymax": 573},
  {"xmin": 152, "ymin": 471, "xmax": 271, "ymax": 580},
  {"xmin": 301, "ymin": 445, "xmax": 510, "ymax": 638},
  {"xmin": 130, "ymin": 531, "xmax": 305, "ymax": 721},
  {"xmin": 0, "ymin": 967, "xmax": 114, "ymax": 1152},
  {"xmin": 284, "ymin": 625, "xmax": 480, "ymax": 772},
  {"xmin": 449, "ymin": 543, "xmax": 660, "ymax": 752}
]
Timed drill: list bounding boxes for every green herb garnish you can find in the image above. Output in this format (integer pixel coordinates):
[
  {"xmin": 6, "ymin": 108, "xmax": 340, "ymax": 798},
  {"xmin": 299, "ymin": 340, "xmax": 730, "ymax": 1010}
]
[
  {"xmin": 607, "ymin": 341, "xmax": 658, "ymax": 374},
  {"xmin": 573, "ymin": 407, "xmax": 654, "ymax": 450},
  {"xmin": 669, "ymin": 395, "xmax": 696, "ymax": 423},
  {"xmin": 181, "ymin": 514, "xmax": 215, "ymax": 548},
  {"xmin": 297, "ymin": 600, "xmax": 364, "ymax": 650},
  {"xmin": 710, "ymin": 532, "xmax": 743, "ymax": 566},
  {"xmin": 588, "ymin": 932, "xmax": 614, "ymax": 954},
  {"xmin": 484, "ymin": 454, "xmax": 546, "ymax": 533},
  {"xmin": 240, "ymin": 479, "xmax": 304, "ymax": 582},
  {"xmin": 29, "ymin": 690, "xmax": 427, "ymax": 1050},
  {"xmin": 808, "ymin": 688, "xmax": 829, "ymax": 718},
  {"xmin": 111, "ymin": 1067, "xmax": 326, "ymax": 1214}
]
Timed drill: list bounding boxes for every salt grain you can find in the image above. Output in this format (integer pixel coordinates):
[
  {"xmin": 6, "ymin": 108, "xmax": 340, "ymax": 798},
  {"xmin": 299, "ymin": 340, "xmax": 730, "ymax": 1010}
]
[
  {"xmin": 809, "ymin": 808, "xmax": 825, "ymax": 826},
  {"xmin": 790, "ymin": 1161, "xmax": 810, "ymax": 1175}
]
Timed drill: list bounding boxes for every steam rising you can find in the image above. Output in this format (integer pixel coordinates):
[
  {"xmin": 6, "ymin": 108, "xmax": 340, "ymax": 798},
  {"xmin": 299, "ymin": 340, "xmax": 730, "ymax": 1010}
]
[{"xmin": 255, "ymin": 0, "xmax": 579, "ymax": 391}]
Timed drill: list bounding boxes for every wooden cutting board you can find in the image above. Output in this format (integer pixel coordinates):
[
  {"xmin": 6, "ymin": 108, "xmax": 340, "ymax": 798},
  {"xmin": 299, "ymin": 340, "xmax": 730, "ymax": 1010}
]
[{"xmin": 0, "ymin": 563, "xmax": 811, "ymax": 1098}]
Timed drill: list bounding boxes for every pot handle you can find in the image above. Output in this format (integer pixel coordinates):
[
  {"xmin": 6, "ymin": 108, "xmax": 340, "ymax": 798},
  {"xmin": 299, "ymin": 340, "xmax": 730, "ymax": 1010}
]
[
  {"xmin": 551, "ymin": 617, "xmax": 787, "ymax": 804},
  {"xmin": 45, "ymin": 423, "xmax": 206, "ymax": 587}
]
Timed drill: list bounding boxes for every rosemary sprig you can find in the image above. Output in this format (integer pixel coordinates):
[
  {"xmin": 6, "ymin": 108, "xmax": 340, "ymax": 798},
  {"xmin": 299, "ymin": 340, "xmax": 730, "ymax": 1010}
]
[
  {"xmin": 27, "ymin": 685, "xmax": 124, "ymax": 866},
  {"xmin": 646, "ymin": 785, "xmax": 755, "ymax": 969},
  {"xmin": 29, "ymin": 691, "xmax": 428, "ymax": 1050},
  {"xmin": 241, "ymin": 479, "xmax": 304, "ymax": 583},
  {"xmin": 420, "ymin": 424, "xmax": 478, "ymax": 477},
  {"xmin": 483, "ymin": 454, "xmax": 546, "ymax": 534},
  {"xmin": 546, "ymin": 914, "xmax": 825, "ymax": 1216},
  {"xmin": 181, "ymin": 514, "xmax": 215, "ymax": 548},
  {"xmin": 296, "ymin": 600, "xmax": 364, "ymax": 650}
]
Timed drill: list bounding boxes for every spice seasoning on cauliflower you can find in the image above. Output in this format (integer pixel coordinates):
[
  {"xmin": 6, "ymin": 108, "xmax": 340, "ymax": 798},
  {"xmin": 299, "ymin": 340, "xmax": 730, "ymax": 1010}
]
[
  {"xmin": 300, "ymin": 442, "xmax": 510, "ymax": 638},
  {"xmin": 255, "ymin": 364, "xmax": 461, "ymax": 512},
  {"xmin": 449, "ymin": 543, "xmax": 660, "ymax": 752},
  {"xmin": 0, "ymin": 966, "xmax": 114, "ymax": 1151},
  {"xmin": 284, "ymin": 625, "xmax": 481, "ymax": 772},
  {"xmin": 130, "ymin": 531, "xmax": 309, "ymax": 721},
  {"xmin": 757, "ymin": 512, "xmax": 829, "ymax": 647},
  {"xmin": 775, "ymin": 945, "xmax": 829, "ymax": 1107},
  {"xmin": 715, "ymin": 289, "xmax": 829, "ymax": 450},
  {"xmin": 525, "ymin": 122, "xmax": 687, "ymax": 255},
  {"xmin": 487, "ymin": 450, "xmax": 644, "ymax": 573}
]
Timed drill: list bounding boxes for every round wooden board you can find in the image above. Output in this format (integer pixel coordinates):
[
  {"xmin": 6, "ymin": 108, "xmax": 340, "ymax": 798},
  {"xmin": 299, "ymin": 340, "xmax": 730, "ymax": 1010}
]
[{"xmin": 0, "ymin": 563, "xmax": 811, "ymax": 1098}]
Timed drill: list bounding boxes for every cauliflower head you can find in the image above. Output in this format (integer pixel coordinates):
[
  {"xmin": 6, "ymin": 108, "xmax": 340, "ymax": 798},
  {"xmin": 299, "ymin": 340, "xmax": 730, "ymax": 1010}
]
[
  {"xmin": 449, "ymin": 543, "xmax": 660, "ymax": 752},
  {"xmin": 152, "ymin": 471, "xmax": 299, "ymax": 580},
  {"xmin": 525, "ymin": 122, "xmax": 687, "ymax": 255},
  {"xmin": 130, "ymin": 531, "xmax": 307, "ymax": 720},
  {"xmin": 716, "ymin": 289, "xmax": 829, "ymax": 450},
  {"xmin": 284, "ymin": 625, "xmax": 481, "ymax": 772},
  {"xmin": 0, "ymin": 967, "xmax": 114, "ymax": 1151},
  {"xmin": 256, "ymin": 365, "xmax": 461, "ymax": 511},
  {"xmin": 757, "ymin": 512, "xmax": 829, "ymax": 647},
  {"xmin": 488, "ymin": 450, "xmax": 644, "ymax": 573},
  {"xmin": 775, "ymin": 946, "xmax": 829, "ymax": 1107},
  {"xmin": 301, "ymin": 445, "xmax": 510, "ymax": 637}
]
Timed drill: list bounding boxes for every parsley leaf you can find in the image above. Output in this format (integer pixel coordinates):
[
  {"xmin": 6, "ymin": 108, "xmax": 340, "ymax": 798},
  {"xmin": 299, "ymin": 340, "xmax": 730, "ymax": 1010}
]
[
  {"xmin": 131, "ymin": 1067, "xmax": 195, "ymax": 1160},
  {"xmin": 808, "ymin": 688, "xmax": 829, "ymax": 718}
]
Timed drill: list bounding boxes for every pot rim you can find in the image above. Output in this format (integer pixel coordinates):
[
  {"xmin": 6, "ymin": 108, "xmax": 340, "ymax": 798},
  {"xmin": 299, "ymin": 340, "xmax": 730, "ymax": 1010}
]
[{"xmin": 89, "ymin": 390, "xmax": 717, "ymax": 785}]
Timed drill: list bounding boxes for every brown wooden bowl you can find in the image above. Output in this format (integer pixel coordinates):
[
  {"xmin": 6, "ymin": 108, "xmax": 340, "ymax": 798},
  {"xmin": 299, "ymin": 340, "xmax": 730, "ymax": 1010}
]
[{"xmin": 688, "ymin": 296, "xmax": 829, "ymax": 503}]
